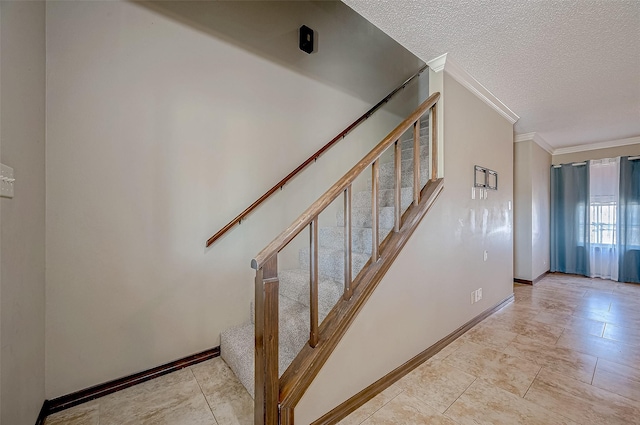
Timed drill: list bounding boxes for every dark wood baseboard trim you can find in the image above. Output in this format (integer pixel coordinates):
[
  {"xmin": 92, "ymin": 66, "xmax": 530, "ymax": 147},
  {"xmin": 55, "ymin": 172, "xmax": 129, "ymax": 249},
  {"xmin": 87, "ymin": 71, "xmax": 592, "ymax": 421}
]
[
  {"xmin": 514, "ymin": 270, "xmax": 550, "ymax": 286},
  {"xmin": 311, "ymin": 293, "xmax": 515, "ymax": 425},
  {"xmin": 35, "ymin": 400, "xmax": 50, "ymax": 425},
  {"xmin": 42, "ymin": 346, "xmax": 220, "ymax": 420},
  {"xmin": 514, "ymin": 278, "xmax": 533, "ymax": 285}
]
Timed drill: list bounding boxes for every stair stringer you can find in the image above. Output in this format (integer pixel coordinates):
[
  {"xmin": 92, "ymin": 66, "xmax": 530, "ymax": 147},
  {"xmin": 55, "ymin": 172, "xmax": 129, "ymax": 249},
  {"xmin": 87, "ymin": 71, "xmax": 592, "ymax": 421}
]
[{"xmin": 277, "ymin": 177, "xmax": 444, "ymax": 422}]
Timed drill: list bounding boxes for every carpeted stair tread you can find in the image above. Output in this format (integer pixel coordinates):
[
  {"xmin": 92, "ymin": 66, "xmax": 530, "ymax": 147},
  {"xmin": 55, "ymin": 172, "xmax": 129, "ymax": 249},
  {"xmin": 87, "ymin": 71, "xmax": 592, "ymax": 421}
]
[
  {"xmin": 221, "ymin": 294, "xmax": 312, "ymax": 398},
  {"xmin": 319, "ymin": 226, "xmax": 394, "ymax": 255},
  {"xmin": 299, "ymin": 247, "xmax": 371, "ymax": 283},
  {"xmin": 248, "ymin": 269, "xmax": 343, "ymax": 324},
  {"xmin": 220, "ymin": 117, "xmax": 433, "ymax": 399},
  {"xmin": 352, "ymin": 186, "xmax": 414, "ymax": 210}
]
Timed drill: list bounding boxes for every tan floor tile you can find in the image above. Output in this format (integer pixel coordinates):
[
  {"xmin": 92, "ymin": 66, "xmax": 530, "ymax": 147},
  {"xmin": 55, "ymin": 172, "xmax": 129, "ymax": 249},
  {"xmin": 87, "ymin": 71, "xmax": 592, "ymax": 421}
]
[
  {"xmin": 556, "ymin": 330, "xmax": 640, "ymax": 370},
  {"xmin": 576, "ymin": 287, "xmax": 613, "ymax": 307},
  {"xmin": 191, "ymin": 358, "xmax": 253, "ymax": 425},
  {"xmin": 536, "ymin": 279, "xmax": 596, "ymax": 296},
  {"xmin": 484, "ymin": 315, "xmax": 564, "ymax": 345},
  {"xmin": 603, "ymin": 323, "xmax": 640, "ymax": 347},
  {"xmin": 430, "ymin": 336, "xmax": 466, "ymax": 361},
  {"xmin": 444, "ymin": 379, "xmax": 578, "ymax": 425},
  {"xmin": 608, "ymin": 300, "xmax": 640, "ymax": 318},
  {"xmin": 581, "ymin": 287, "xmax": 616, "ymax": 298},
  {"xmin": 514, "ymin": 296, "xmax": 577, "ymax": 315},
  {"xmin": 444, "ymin": 341, "xmax": 540, "ymax": 397},
  {"xmin": 99, "ymin": 368, "xmax": 216, "ymax": 425},
  {"xmin": 572, "ymin": 302, "xmax": 611, "ymax": 318},
  {"xmin": 45, "ymin": 401, "xmax": 100, "ymax": 425},
  {"xmin": 485, "ymin": 301, "xmax": 539, "ymax": 320},
  {"xmin": 573, "ymin": 306, "xmax": 640, "ymax": 328},
  {"xmin": 504, "ymin": 335, "xmax": 597, "ymax": 383},
  {"xmin": 513, "ymin": 283, "xmax": 533, "ymax": 292},
  {"xmin": 528, "ymin": 288, "xmax": 586, "ymax": 304},
  {"xmin": 396, "ymin": 359, "xmax": 475, "ymax": 413},
  {"xmin": 612, "ymin": 282, "xmax": 640, "ymax": 299},
  {"xmin": 490, "ymin": 303, "xmax": 540, "ymax": 321},
  {"xmin": 337, "ymin": 382, "xmax": 403, "ymax": 425},
  {"xmin": 460, "ymin": 322, "xmax": 518, "ymax": 350},
  {"xmin": 592, "ymin": 358, "xmax": 640, "ymax": 402},
  {"xmin": 533, "ymin": 310, "xmax": 605, "ymax": 337},
  {"xmin": 360, "ymin": 392, "xmax": 459, "ymax": 425},
  {"xmin": 524, "ymin": 368, "xmax": 640, "ymax": 425}
]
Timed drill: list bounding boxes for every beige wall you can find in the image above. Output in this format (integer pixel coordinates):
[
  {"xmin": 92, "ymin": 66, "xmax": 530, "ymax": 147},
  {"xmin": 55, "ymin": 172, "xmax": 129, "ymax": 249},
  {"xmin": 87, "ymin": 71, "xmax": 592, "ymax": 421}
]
[
  {"xmin": 0, "ymin": 1, "xmax": 46, "ymax": 423},
  {"xmin": 514, "ymin": 140, "xmax": 551, "ymax": 281},
  {"xmin": 531, "ymin": 142, "xmax": 551, "ymax": 280},
  {"xmin": 45, "ymin": 0, "xmax": 424, "ymax": 398},
  {"xmin": 0, "ymin": 2, "xmax": 3, "ymax": 416},
  {"xmin": 553, "ymin": 143, "xmax": 640, "ymax": 164},
  {"xmin": 296, "ymin": 72, "xmax": 515, "ymax": 423},
  {"xmin": 514, "ymin": 142, "xmax": 532, "ymax": 280}
]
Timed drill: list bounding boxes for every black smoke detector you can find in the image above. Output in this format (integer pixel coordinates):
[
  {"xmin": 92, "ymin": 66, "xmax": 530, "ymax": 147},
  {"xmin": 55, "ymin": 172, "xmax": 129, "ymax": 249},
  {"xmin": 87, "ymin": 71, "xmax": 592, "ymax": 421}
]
[{"xmin": 299, "ymin": 25, "xmax": 314, "ymax": 54}]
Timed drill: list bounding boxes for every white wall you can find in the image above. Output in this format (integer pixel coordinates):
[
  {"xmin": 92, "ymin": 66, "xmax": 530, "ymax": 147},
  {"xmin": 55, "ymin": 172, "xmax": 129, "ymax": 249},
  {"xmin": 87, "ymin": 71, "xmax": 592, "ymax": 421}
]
[
  {"xmin": 296, "ymin": 72, "xmax": 515, "ymax": 423},
  {"xmin": 514, "ymin": 140, "xmax": 551, "ymax": 281},
  {"xmin": 45, "ymin": 0, "xmax": 424, "ymax": 398},
  {"xmin": 0, "ymin": 1, "xmax": 46, "ymax": 423}
]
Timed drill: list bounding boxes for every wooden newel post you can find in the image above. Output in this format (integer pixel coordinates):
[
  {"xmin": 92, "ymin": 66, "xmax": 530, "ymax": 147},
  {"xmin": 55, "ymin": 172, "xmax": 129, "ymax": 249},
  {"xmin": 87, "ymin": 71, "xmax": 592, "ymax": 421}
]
[{"xmin": 255, "ymin": 255, "xmax": 279, "ymax": 425}]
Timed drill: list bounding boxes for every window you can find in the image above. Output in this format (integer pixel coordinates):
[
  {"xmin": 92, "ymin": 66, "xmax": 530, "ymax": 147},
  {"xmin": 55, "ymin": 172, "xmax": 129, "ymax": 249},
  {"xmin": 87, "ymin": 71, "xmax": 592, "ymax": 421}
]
[
  {"xmin": 589, "ymin": 159, "xmax": 619, "ymax": 246},
  {"xmin": 589, "ymin": 201, "xmax": 616, "ymax": 245}
]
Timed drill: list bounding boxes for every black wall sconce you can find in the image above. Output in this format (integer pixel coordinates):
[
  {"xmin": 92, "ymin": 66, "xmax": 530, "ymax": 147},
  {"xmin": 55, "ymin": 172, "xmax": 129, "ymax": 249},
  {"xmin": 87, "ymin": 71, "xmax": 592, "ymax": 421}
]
[{"xmin": 299, "ymin": 25, "xmax": 314, "ymax": 54}]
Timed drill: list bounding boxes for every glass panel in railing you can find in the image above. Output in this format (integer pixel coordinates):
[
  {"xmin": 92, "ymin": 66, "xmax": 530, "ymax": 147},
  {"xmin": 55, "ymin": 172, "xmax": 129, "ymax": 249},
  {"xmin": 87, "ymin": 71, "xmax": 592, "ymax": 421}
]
[
  {"xmin": 419, "ymin": 114, "xmax": 431, "ymax": 189},
  {"xmin": 275, "ymin": 225, "xmax": 313, "ymax": 374},
  {"xmin": 313, "ymin": 195, "xmax": 349, "ymax": 325}
]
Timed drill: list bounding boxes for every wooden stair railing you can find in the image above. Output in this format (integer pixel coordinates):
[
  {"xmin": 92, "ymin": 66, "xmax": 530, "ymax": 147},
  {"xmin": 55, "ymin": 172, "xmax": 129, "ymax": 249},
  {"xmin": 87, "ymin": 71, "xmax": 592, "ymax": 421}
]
[
  {"xmin": 251, "ymin": 92, "xmax": 442, "ymax": 425},
  {"xmin": 206, "ymin": 65, "xmax": 428, "ymax": 247}
]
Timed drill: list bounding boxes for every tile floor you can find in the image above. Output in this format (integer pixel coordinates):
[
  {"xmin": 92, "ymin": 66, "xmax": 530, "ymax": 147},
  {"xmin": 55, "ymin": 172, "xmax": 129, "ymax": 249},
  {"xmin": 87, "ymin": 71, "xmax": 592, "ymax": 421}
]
[{"xmin": 46, "ymin": 274, "xmax": 640, "ymax": 425}]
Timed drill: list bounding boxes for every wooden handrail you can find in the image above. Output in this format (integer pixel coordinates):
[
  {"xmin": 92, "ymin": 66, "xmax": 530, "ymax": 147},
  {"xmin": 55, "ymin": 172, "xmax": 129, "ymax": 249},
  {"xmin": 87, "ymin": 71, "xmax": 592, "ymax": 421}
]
[
  {"xmin": 251, "ymin": 91, "xmax": 440, "ymax": 270},
  {"xmin": 253, "ymin": 91, "xmax": 441, "ymax": 425},
  {"xmin": 205, "ymin": 65, "xmax": 428, "ymax": 247}
]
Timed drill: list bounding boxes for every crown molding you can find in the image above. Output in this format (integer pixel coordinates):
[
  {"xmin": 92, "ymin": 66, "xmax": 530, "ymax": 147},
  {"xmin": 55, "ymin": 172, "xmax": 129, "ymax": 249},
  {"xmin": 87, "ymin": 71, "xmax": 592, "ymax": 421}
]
[
  {"xmin": 514, "ymin": 132, "xmax": 554, "ymax": 154},
  {"xmin": 426, "ymin": 53, "xmax": 447, "ymax": 72},
  {"xmin": 553, "ymin": 135, "xmax": 640, "ymax": 156},
  {"xmin": 427, "ymin": 53, "xmax": 519, "ymax": 125}
]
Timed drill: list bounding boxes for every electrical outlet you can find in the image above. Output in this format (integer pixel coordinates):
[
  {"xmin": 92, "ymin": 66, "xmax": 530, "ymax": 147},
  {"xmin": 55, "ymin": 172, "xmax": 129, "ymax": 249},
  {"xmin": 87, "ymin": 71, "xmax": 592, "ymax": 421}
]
[
  {"xmin": 483, "ymin": 250, "xmax": 488, "ymax": 262},
  {"xmin": 477, "ymin": 288, "xmax": 482, "ymax": 301}
]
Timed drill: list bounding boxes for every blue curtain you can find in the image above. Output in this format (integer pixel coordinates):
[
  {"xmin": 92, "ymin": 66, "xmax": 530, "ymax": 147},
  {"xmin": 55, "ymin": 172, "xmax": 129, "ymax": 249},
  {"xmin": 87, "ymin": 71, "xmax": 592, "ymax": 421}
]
[
  {"xmin": 618, "ymin": 156, "xmax": 640, "ymax": 283},
  {"xmin": 550, "ymin": 163, "xmax": 590, "ymax": 275}
]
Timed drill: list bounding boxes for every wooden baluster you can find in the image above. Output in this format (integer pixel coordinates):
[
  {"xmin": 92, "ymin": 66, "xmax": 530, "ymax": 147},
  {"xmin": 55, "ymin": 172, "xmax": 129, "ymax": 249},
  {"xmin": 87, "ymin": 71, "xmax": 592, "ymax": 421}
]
[
  {"xmin": 372, "ymin": 160, "xmax": 379, "ymax": 261},
  {"xmin": 394, "ymin": 140, "xmax": 402, "ymax": 232},
  {"xmin": 309, "ymin": 218, "xmax": 319, "ymax": 348},
  {"xmin": 344, "ymin": 186, "xmax": 352, "ymax": 300},
  {"xmin": 431, "ymin": 104, "xmax": 438, "ymax": 181},
  {"xmin": 413, "ymin": 120, "xmax": 420, "ymax": 205},
  {"xmin": 254, "ymin": 255, "xmax": 279, "ymax": 425}
]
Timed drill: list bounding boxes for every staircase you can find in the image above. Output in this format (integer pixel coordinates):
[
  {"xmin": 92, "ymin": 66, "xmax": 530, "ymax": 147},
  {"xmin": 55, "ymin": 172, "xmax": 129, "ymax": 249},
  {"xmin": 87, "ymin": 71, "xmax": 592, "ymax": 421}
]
[{"xmin": 220, "ymin": 125, "xmax": 430, "ymax": 397}]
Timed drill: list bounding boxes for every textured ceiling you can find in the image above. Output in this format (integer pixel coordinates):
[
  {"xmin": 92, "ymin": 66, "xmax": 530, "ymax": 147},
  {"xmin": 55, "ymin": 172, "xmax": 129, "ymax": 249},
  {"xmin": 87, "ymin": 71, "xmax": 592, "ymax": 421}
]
[{"xmin": 343, "ymin": 0, "xmax": 640, "ymax": 149}]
